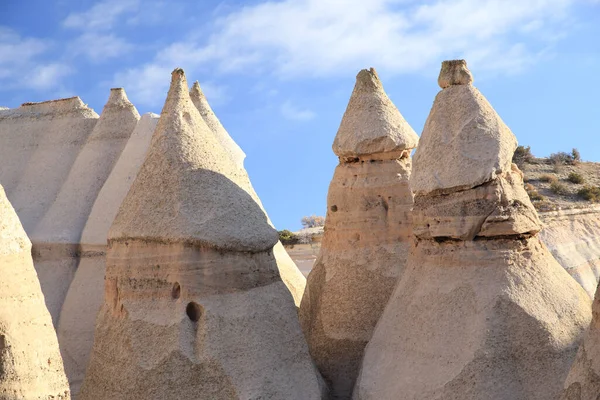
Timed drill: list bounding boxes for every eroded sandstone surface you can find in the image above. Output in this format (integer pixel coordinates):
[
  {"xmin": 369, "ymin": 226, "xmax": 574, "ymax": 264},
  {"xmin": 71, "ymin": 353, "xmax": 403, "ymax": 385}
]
[
  {"xmin": 79, "ymin": 68, "xmax": 324, "ymax": 400},
  {"xmin": 354, "ymin": 60, "xmax": 592, "ymax": 400},
  {"xmin": 300, "ymin": 68, "xmax": 418, "ymax": 399}
]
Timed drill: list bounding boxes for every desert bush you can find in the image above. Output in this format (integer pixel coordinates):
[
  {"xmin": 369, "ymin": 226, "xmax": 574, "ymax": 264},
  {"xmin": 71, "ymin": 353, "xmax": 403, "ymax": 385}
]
[
  {"xmin": 578, "ymin": 186, "xmax": 600, "ymax": 202},
  {"xmin": 524, "ymin": 183, "xmax": 545, "ymax": 201},
  {"xmin": 278, "ymin": 229, "xmax": 298, "ymax": 245},
  {"xmin": 301, "ymin": 215, "xmax": 325, "ymax": 228},
  {"xmin": 568, "ymin": 172, "xmax": 584, "ymax": 184},
  {"xmin": 550, "ymin": 150, "xmax": 580, "ymax": 166},
  {"xmin": 550, "ymin": 181, "xmax": 569, "ymax": 195},
  {"xmin": 572, "ymin": 148, "xmax": 581, "ymax": 164},
  {"xmin": 539, "ymin": 174, "xmax": 558, "ymax": 183},
  {"xmin": 513, "ymin": 145, "xmax": 533, "ymax": 164}
]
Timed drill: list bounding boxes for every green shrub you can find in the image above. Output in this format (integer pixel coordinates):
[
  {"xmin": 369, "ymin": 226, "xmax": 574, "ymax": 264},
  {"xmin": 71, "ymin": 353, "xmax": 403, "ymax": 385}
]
[
  {"xmin": 550, "ymin": 151, "xmax": 576, "ymax": 165},
  {"xmin": 278, "ymin": 229, "xmax": 298, "ymax": 245},
  {"xmin": 550, "ymin": 181, "xmax": 569, "ymax": 195},
  {"xmin": 513, "ymin": 145, "xmax": 533, "ymax": 164},
  {"xmin": 578, "ymin": 186, "xmax": 600, "ymax": 202},
  {"xmin": 539, "ymin": 174, "xmax": 558, "ymax": 183},
  {"xmin": 572, "ymin": 148, "xmax": 581, "ymax": 164},
  {"xmin": 567, "ymin": 172, "xmax": 584, "ymax": 184}
]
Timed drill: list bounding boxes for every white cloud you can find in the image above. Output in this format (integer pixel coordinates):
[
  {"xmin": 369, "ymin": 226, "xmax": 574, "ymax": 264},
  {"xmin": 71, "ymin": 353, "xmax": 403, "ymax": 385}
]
[
  {"xmin": 0, "ymin": 28, "xmax": 72, "ymax": 92},
  {"xmin": 68, "ymin": 32, "xmax": 132, "ymax": 62},
  {"xmin": 63, "ymin": 0, "xmax": 140, "ymax": 30},
  {"xmin": 280, "ymin": 100, "xmax": 316, "ymax": 121}
]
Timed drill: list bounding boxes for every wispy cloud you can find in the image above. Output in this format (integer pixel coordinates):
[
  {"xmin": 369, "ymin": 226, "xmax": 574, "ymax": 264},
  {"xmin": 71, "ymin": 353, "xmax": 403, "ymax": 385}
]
[
  {"xmin": 68, "ymin": 32, "xmax": 132, "ymax": 62},
  {"xmin": 113, "ymin": 0, "xmax": 588, "ymax": 103},
  {"xmin": 63, "ymin": 0, "xmax": 140, "ymax": 30},
  {"xmin": 280, "ymin": 100, "xmax": 316, "ymax": 121},
  {"xmin": 0, "ymin": 28, "xmax": 72, "ymax": 92}
]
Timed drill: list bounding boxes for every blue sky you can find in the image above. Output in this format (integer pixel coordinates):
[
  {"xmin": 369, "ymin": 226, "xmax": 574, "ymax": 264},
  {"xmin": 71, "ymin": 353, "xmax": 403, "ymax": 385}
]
[{"xmin": 1, "ymin": 0, "xmax": 599, "ymax": 230}]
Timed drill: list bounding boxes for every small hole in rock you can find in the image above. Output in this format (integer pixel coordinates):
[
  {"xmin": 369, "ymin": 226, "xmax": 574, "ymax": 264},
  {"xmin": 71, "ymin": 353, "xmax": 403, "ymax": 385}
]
[
  {"xmin": 186, "ymin": 302, "xmax": 202, "ymax": 322},
  {"xmin": 330, "ymin": 205, "xmax": 338, "ymax": 212},
  {"xmin": 172, "ymin": 282, "xmax": 181, "ymax": 299}
]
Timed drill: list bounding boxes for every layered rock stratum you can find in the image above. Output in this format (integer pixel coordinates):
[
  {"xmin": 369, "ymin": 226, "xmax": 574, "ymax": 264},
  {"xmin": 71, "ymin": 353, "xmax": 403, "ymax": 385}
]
[
  {"xmin": 353, "ymin": 60, "xmax": 592, "ymax": 400},
  {"xmin": 57, "ymin": 112, "xmax": 158, "ymax": 398},
  {"xmin": 0, "ymin": 184, "xmax": 70, "ymax": 399},
  {"xmin": 300, "ymin": 68, "xmax": 419, "ymax": 399},
  {"xmin": 79, "ymin": 68, "xmax": 324, "ymax": 400}
]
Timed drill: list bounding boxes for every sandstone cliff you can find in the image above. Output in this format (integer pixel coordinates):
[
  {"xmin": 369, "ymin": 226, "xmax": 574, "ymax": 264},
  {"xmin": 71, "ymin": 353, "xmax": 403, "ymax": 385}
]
[{"xmin": 79, "ymin": 68, "xmax": 324, "ymax": 400}]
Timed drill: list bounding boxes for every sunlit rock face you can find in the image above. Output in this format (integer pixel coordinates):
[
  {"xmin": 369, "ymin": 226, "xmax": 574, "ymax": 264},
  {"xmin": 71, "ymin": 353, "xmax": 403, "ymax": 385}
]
[
  {"xmin": 300, "ymin": 68, "xmax": 419, "ymax": 399},
  {"xmin": 79, "ymin": 69, "xmax": 325, "ymax": 400},
  {"xmin": 353, "ymin": 60, "xmax": 592, "ymax": 400},
  {"xmin": 0, "ymin": 184, "xmax": 71, "ymax": 400}
]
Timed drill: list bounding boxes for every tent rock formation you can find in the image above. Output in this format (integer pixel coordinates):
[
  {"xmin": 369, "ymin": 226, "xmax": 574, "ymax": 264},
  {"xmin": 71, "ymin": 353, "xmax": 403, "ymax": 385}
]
[
  {"xmin": 0, "ymin": 184, "xmax": 71, "ymax": 399},
  {"xmin": 79, "ymin": 68, "xmax": 324, "ymax": 400},
  {"xmin": 354, "ymin": 60, "xmax": 592, "ymax": 400},
  {"xmin": 300, "ymin": 68, "xmax": 419, "ymax": 399}
]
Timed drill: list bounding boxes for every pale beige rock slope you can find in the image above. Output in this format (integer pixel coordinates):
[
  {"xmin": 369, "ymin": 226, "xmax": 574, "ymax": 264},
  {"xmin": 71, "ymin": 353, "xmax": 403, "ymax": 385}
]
[
  {"xmin": 79, "ymin": 69, "xmax": 324, "ymax": 400},
  {"xmin": 539, "ymin": 206, "xmax": 600, "ymax": 299},
  {"xmin": 300, "ymin": 68, "xmax": 418, "ymax": 399},
  {"xmin": 190, "ymin": 81, "xmax": 246, "ymax": 167},
  {"xmin": 57, "ymin": 113, "xmax": 158, "ymax": 398},
  {"xmin": 28, "ymin": 89, "xmax": 139, "ymax": 325},
  {"xmin": 0, "ymin": 98, "xmax": 98, "ymax": 231},
  {"xmin": 0, "ymin": 184, "xmax": 70, "ymax": 399},
  {"xmin": 562, "ymin": 281, "xmax": 600, "ymax": 399},
  {"xmin": 354, "ymin": 60, "xmax": 592, "ymax": 400}
]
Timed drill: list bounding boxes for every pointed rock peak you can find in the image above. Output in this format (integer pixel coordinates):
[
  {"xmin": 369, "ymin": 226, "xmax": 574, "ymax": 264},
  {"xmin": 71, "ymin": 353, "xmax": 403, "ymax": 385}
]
[
  {"xmin": 332, "ymin": 67, "xmax": 419, "ymax": 159},
  {"xmin": 110, "ymin": 68, "xmax": 277, "ymax": 252},
  {"xmin": 0, "ymin": 185, "xmax": 30, "ymax": 256},
  {"xmin": 411, "ymin": 61, "xmax": 516, "ymax": 194},
  {"xmin": 189, "ymin": 79, "xmax": 246, "ymax": 167},
  {"xmin": 438, "ymin": 59, "xmax": 473, "ymax": 89},
  {"xmin": 105, "ymin": 88, "xmax": 134, "ymax": 108}
]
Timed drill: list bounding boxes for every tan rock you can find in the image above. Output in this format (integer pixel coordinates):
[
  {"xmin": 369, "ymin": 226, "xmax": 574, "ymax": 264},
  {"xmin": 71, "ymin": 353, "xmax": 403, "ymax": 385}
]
[
  {"xmin": 300, "ymin": 69, "xmax": 416, "ymax": 399},
  {"xmin": 57, "ymin": 113, "xmax": 158, "ymax": 398},
  {"xmin": 354, "ymin": 60, "xmax": 592, "ymax": 400},
  {"xmin": 539, "ymin": 206, "xmax": 600, "ymax": 299},
  {"xmin": 79, "ymin": 68, "xmax": 324, "ymax": 400},
  {"xmin": 332, "ymin": 68, "xmax": 419, "ymax": 159},
  {"xmin": 438, "ymin": 59, "xmax": 473, "ymax": 88},
  {"xmin": 0, "ymin": 184, "xmax": 70, "ymax": 399},
  {"xmin": 410, "ymin": 60, "xmax": 517, "ymax": 195},
  {"xmin": 190, "ymin": 81, "xmax": 246, "ymax": 167},
  {"xmin": 29, "ymin": 89, "xmax": 139, "ymax": 325},
  {"xmin": 562, "ymin": 283, "xmax": 600, "ymax": 400}
]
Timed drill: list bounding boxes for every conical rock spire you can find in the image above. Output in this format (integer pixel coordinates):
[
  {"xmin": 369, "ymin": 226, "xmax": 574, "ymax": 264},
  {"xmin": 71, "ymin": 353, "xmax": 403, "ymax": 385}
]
[
  {"xmin": 0, "ymin": 184, "xmax": 71, "ymax": 399},
  {"xmin": 190, "ymin": 81, "xmax": 246, "ymax": 167},
  {"xmin": 411, "ymin": 60, "xmax": 517, "ymax": 195},
  {"xmin": 109, "ymin": 69, "xmax": 277, "ymax": 252},
  {"xmin": 333, "ymin": 68, "xmax": 418, "ymax": 159}
]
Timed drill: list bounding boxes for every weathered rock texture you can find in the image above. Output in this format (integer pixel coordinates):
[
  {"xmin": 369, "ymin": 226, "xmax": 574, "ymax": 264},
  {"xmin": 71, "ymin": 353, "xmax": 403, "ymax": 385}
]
[
  {"xmin": 29, "ymin": 89, "xmax": 139, "ymax": 325},
  {"xmin": 79, "ymin": 69, "xmax": 324, "ymax": 400},
  {"xmin": 562, "ymin": 282, "xmax": 600, "ymax": 400},
  {"xmin": 57, "ymin": 113, "xmax": 158, "ymax": 398},
  {"xmin": 300, "ymin": 68, "xmax": 418, "ymax": 399},
  {"xmin": 539, "ymin": 206, "xmax": 600, "ymax": 299},
  {"xmin": 0, "ymin": 184, "xmax": 70, "ymax": 399},
  {"xmin": 354, "ymin": 60, "xmax": 592, "ymax": 400},
  {"xmin": 190, "ymin": 81, "xmax": 245, "ymax": 167}
]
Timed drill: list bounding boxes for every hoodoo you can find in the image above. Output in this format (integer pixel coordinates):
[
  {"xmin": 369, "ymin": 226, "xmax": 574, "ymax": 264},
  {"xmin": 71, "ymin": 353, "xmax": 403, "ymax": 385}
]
[
  {"xmin": 299, "ymin": 68, "xmax": 419, "ymax": 399},
  {"xmin": 0, "ymin": 184, "xmax": 70, "ymax": 399},
  {"xmin": 57, "ymin": 113, "xmax": 158, "ymax": 398},
  {"xmin": 353, "ymin": 60, "xmax": 592, "ymax": 400},
  {"xmin": 79, "ymin": 69, "xmax": 324, "ymax": 399},
  {"xmin": 29, "ymin": 88, "xmax": 139, "ymax": 324},
  {"xmin": 190, "ymin": 80, "xmax": 246, "ymax": 167}
]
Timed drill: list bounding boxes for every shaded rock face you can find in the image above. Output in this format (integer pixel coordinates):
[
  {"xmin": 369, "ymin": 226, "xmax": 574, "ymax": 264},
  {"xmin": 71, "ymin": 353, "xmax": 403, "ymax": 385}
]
[
  {"xmin": 57, "ymin": 113, "xmax": 158, "ymax": 398},
  {"xmin": 300, "ymin": 68, "xmax": 418, "ymax": 399},
  {"xmin": 79, "ymin": 69, "xmax": 324, "ymax": 400},
  {"xmin": 538, "ymin": 207, "xmax": 600, "ymax": 299},
  {"xmin": 28, "ymin": 88, "xmax": 139, "ymax": 327},
  {"xmin": 0, "ymin": 185, "xmax": 70, "ymax": 399},
  {"xmin": 562, "ymin": 284, "xmax": 600, "ymax": 400},
  {"xmin": 354, "ymin": 60, "xmax": 592, "ymax": 400}
]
